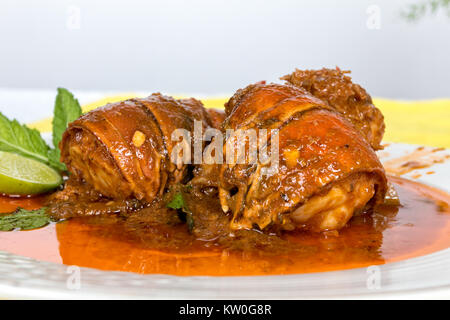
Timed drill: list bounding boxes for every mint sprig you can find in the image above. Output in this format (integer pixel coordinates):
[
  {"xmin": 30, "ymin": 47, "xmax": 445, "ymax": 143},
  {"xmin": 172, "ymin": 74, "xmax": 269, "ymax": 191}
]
[
  {"xmin": 48, "ymin": 88, "xmax": 82, "ymax": 171},
  {"xmin": 167, "ymin": 192, "xmax": 186, "ymax": 210},
  {"xmin": 0, "ymin": 88, "xmax": 82, "ymax": 173},
  {"xmin": 0, "ymin": 207, "xmax": 51, "ymax": 231},
  {"xmin": 0, "ymin": 112, "xmax": 50, "ymax": 164},
  {"xmin": 0, "ymin": 88, "xmax": 82, "ymax": 229},
  {"xmin": 51, "ymin": 88, "xmax": 82, "ymax": 152},
  {"xmin": 167, "ymin": 191, "xmax": 194, "ymax": 232}
]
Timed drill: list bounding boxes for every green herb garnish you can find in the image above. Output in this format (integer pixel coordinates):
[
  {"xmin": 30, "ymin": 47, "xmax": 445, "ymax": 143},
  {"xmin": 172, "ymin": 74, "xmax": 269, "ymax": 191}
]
[
  {"xmin": 166, "ymin": 191, "xmax": 194, "ymax": 232},
  {"xmin": 167, "ymin": 192, "xmax": 185, "ymax": 210},
  {"xmin": 48, "ymin": 88, "xmax": 82, "ymax": 171},
  {"xmin": 0, "ymin": 112, "xmax": 50, "ymax": 164},
  {"xmin": 0, "ymin": 88, "xmax": 82, "ymax": 175},
  {"xmin": 0, "ymin": 207, "xmax": 51, "ymax": 231},
  {"xmin": 0, "ymin": 87, "xmax": 83, "ymax": 231}
]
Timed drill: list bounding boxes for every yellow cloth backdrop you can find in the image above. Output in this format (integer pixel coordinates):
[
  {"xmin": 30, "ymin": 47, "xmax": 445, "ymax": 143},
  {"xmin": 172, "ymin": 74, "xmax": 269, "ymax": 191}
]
[{"xmin": 29, "ymin": 95, "xmax": 450, "ymax": 148}]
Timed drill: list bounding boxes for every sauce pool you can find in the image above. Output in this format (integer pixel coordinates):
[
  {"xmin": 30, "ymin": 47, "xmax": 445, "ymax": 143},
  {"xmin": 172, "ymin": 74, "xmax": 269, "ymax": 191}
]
[{"xmin": 0, "ymin": 176, "xmax": 449, "ymax": 276}]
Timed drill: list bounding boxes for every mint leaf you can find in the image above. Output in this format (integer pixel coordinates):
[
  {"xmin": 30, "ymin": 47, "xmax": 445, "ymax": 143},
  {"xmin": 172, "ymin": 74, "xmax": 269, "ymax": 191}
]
[
  {"xmin": 48, "ymin": 88, "xmax": 82, "ymax": 171},
  {"xmin": 0, "ymin": 88, "xmax": 81, "ymax": 174},
  {"xmin": 52, "ymin": 88, "xmax": 82, "ymax": 150},
  {"xmin": 0, "ymin": 112, "xmax": 50, "ymax": 164},
  {"xmin": 166, "ymin": 191, "xmax": 194, "ymax": 232},
  {"xmin": 167, "ymin": 192, "xmax": 185, "ymax": 209},
  {"xmin": 0, "ymin": 207, "xmax": 51, "ymax": 231}
]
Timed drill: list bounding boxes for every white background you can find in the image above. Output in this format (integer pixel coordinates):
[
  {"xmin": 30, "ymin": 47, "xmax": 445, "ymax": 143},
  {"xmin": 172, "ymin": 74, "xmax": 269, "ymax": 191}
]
[{"xmin": 0, "ymin": 0, "xmax": 449, "ymax": 119}]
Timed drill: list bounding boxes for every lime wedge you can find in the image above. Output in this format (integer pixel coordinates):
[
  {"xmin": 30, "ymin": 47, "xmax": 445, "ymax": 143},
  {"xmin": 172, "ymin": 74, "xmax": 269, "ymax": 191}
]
[{"xmin": 0, "ymin": 151, "xmax": 62, "ymax": 195}]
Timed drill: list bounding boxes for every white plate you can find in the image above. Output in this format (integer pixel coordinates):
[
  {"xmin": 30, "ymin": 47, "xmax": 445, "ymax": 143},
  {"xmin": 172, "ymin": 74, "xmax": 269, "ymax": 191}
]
[{"xmin": 0, "ymin": 143, "xmax": 449, "ymax": 299}]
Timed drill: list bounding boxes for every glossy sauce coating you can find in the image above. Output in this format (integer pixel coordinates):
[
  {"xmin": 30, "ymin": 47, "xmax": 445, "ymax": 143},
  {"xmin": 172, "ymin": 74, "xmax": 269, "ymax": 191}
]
[
  {"xmin": 207, "ymin": 82, "xmax": 387, "ymax": 232},
  {"xmin": 61, "ymin": 94, "xmax": 213, "ymax": 202},
  {"xmin": 281, "ymin": 67, "xmax": 385, "ymax": 150},
  {"xmin": 0, "ymin": 176, "xmax": 449, "ymax": 276}
]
